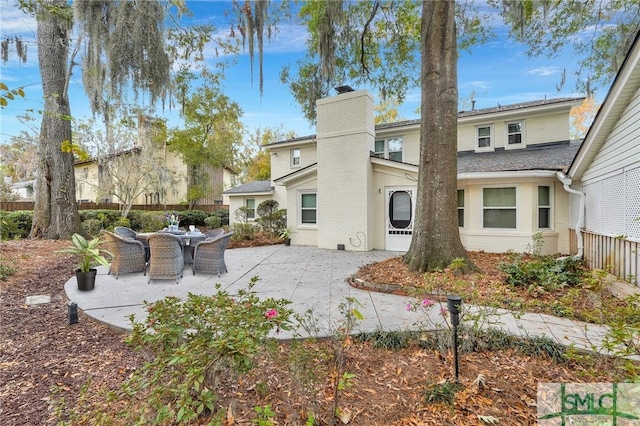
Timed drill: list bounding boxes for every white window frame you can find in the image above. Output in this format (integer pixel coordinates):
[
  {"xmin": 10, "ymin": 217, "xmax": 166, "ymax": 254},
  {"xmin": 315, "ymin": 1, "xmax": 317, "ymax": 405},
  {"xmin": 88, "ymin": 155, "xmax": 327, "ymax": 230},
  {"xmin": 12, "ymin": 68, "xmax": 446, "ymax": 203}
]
[
  {"xmin": 374, "ymin": 137, "xmax": 403, "ymax": 161},
  {"xmin": 475, "ymin": 125, "xmax": 494, "ymax": 152},
  {"xmin": 457, "ymin": 189, "xmax": 465, "ymax": 228},
  {"xmin": 538, "ymin": 185, "xmax": 552, "ymax": 230},
  {"xmin": 505, "ymin": 121, "xmax": 525, "ymax": 149},
  {"xmin": 299, "ymin": 191, "xmax": 317, "ymax": 227},
  {"xmin": 482, "ymin": 186, "xmax": 517, "ymax": 229},
  {"xmin": 291, "ymin": 148, "xmax": 300, "ymax": 167},
  {"xmin": 244, "ymin": 198, "xmax": 256, "ymax": 220}
]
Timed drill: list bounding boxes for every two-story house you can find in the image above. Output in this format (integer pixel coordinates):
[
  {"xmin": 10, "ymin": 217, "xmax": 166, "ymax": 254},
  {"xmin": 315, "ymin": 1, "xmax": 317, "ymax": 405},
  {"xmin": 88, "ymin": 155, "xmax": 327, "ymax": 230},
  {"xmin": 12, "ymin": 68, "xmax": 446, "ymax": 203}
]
[
  {"xmin": 75, "ymin": 115, "xmax": 237, "ymax": 207},
  {"xmin": 225, "ymin": 93, "xmax": 583, "ymax": 254}
]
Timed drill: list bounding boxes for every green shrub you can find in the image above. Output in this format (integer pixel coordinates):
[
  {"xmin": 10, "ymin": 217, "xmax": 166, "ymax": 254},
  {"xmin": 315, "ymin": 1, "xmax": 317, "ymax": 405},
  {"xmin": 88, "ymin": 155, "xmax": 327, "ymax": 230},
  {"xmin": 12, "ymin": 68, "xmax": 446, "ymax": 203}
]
[
  {"xmin": 233, "ymin": 222, "xmax": 258, "ymax": 241},
  {"xmin": 255, "ymin": 200, "xmax": 286, "ymax": 235},
  {"xmin": 204, "ymin": 215, "xmax": 222, "ymax": 229},
  {"xmin": 209, "ymin": 208, "xmax": 229, "ymax": 226},
  {"xmin": 179, "ymin": 209, "xmax": 208, "ymax": 227},
  {"xmin": 498, "ymin": 254, "xmax": 585, "ymax": 291},
  {"xmin": 81, "ymin": 219, "xmax": 103, "ymax": 237},
  {"xmin": 79, "ymin": 209, "xmax": 121, "ymax": 230},
  {"xmin": 112, "ymin": 217, "xmax": 131, "ymax": 229},
  {"xmin": 126, "ymin": 210, "xmax": 144, "ymax": 230},
  {"xmin": 0, "ymin": 257, "xmax": 16, "ymax": 280},
  {"xmin": 0, "ymin": 210, "xmax": 32, "ymax": 239},
  {"xmin": 137, "ymin": 211, "xmax": 167, "ymax": 232},
  {"xmin": 123, "ymin": 278, "xmax": 294, "ymax": 424}
]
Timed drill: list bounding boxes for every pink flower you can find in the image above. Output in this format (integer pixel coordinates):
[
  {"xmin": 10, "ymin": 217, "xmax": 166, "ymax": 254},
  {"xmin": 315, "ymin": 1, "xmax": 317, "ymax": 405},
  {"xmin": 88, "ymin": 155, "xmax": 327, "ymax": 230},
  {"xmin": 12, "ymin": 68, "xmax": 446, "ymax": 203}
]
[
  {"xmin": 265, "ymin": 308, "xmax": 278, "ymax": 319},
  {"xmin": 421, "ymin": 298, "xmax": 435, "ymax": 307},
  {"xmin": 405, "ymin": 302, "xmax": 413, "ymax": 312}
]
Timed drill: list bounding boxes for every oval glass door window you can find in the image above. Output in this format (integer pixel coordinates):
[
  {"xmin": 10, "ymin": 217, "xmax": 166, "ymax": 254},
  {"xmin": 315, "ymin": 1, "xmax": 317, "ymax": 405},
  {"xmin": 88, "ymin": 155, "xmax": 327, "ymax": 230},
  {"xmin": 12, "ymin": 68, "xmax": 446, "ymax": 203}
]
[{"xmin": 389, "ymin": 190, "xmax": 412, "ymax": 229}]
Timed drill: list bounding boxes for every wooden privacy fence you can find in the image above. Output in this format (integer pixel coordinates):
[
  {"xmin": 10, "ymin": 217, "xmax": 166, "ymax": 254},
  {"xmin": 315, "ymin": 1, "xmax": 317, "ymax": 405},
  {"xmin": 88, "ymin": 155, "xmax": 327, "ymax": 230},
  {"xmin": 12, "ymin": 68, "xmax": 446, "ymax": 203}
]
[
  {"xmin": 0, "ymin": 201, "xmax": 228, "ymax": 213},
  {"xmin": 570, "ymin": 229, "xmax": 639, "ymax": 286}
]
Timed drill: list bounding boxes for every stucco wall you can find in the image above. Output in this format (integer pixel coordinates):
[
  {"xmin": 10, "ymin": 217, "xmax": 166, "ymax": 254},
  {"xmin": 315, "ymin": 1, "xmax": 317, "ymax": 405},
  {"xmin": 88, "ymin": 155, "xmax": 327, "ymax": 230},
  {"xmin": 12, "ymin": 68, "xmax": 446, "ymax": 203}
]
[
  {"xmin": 457, "ymin": 110, "xmax": 571, "ymax": 152},
  {"xmin": 270, "ymin": 142, "xmax": 317, "ymax": 181}
]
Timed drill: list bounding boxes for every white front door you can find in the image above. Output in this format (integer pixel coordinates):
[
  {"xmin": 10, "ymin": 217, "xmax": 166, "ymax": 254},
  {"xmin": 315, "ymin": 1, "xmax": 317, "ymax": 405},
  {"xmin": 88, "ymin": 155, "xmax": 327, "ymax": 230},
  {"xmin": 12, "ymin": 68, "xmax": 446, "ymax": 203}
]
[{"xmin": 385, "ymin": 187, "xmax": 415, "ymax": 251}]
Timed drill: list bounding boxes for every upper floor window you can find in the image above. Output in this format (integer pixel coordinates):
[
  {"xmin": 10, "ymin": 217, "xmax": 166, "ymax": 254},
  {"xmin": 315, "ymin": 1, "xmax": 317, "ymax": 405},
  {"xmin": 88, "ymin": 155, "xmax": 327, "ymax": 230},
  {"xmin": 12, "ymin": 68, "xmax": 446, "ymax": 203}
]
[
  {"xmin": 245, "ymin": 198, "xmax": 256, "ymax": 220},
  {"xmin": 291, "ymin": 148, "xmax": 300, "ymax": 167},
  {"xmin": 483, "ymin": 187, "xmax": 516, "ymax": 229},
  {"xmin": 507, "ymin": 122, "xmax": 523, "ymax": 145},
  {"xmin": 374, "ymin": 137, "xmax": 403, "ymax": 162},
  {"xmin": 477, "ymin": 126, "xmax": 492, "ymax": 149},
  {"xmin": 300, "ymin": 192, "xmax": 317, "ymax": 225},
  {"xmin": 538, "ymin": 186, "xmax": 551, "ymax": 229}
]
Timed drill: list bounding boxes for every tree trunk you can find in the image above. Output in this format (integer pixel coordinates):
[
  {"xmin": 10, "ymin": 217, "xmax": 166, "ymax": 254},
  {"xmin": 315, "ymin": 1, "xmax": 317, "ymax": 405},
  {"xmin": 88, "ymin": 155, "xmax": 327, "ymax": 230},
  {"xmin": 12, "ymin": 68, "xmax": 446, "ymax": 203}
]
[
  {"xmin": 30, "ymin": 0, "xmax": 81, "ymax": 239},
  {"xmin": 405, "ymin": 0, "xmax": 473, "ymax": 273}
]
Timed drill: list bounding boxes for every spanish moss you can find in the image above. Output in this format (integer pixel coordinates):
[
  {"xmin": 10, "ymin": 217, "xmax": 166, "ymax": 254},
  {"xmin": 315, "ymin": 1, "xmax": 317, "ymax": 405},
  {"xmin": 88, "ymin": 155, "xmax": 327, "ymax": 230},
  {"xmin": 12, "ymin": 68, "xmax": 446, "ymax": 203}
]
[{"xmin": 74, "ymin": 0, "xmax": 171, "ymax": 115}]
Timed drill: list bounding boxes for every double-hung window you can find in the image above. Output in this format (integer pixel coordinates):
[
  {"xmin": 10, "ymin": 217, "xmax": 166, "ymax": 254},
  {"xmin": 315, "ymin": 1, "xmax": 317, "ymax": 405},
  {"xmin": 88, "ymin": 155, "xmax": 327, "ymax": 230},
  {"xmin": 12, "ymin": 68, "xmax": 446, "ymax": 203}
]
[
  {"xmin": 291, "ymin": 148, "xmax": 300, "ymax": 167},
  {"xmin": 477, "ymin": 126, "xmax": 492, "ymax": 149},
  {"xmin": 507, "ymin": 122, "xmax": 523, "ymax": 146},
  {"xmin": 245, "ymin": 198, "xmax": 256, "ymax": 220},
  {"xmin": 374, "ymin": 137, "xmax": 403, "ymax": 161},
  {"xmin": 483, "ymin": 187, "xmax": 516, "ymax": 229},
  {"xmin": 538, "ymin": 186, "xmax": 551, "ymax": 229},
  {"xmin": 300, "ymin": 192, "xmax": 317, "ymax": 225},
  {"xmin": 457, "ymin": 189, "xmax": 465, "ymax": 227}
]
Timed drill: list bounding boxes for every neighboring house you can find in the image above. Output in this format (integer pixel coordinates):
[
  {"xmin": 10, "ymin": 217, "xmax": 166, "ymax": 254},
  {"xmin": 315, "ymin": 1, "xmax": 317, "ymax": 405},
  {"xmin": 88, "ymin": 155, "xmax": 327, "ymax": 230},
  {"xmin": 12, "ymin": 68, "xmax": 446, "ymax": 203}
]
[
  {"xmin": 566, "ymin": 31, "xmax": 640, "ymax": 285},
  {"xmin": 226, "ymin": 92, "xmax": 584, "ymax": 255},
  {"xmin": 9, "ymin": 179, "xmax": 36, "ymax": 200},
  {"xmin": 75, "ymin": 146, "xmax": 237, "ymax": 207}
]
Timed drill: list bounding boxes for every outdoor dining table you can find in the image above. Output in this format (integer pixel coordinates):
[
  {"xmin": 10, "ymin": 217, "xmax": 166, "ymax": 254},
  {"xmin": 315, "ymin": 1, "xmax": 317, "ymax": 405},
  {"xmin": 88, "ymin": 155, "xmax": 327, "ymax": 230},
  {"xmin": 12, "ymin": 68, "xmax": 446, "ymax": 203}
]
[{"xmin": 136, "ymin": 230, "xmax": 207, "ymax": 264}]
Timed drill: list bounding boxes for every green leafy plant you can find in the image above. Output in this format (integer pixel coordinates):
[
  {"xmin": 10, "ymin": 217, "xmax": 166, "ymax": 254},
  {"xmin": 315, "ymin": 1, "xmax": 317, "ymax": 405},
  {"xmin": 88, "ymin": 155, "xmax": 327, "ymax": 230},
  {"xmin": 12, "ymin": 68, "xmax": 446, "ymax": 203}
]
[
  {"xmin": 424, "ymin": 379, "xmax": 462, "ymax": 405},
  {"xmin": 253, "ymin": 404, "xmax": 276, "ymax": 425},
  {"xmin": 278, "ymin": 227, "xmax": 293, "ymax": 240},
  {"xmin": 0, "ymin": 257, "xmax": 16, "ymax": 281},
  {"xmin": 122, "ymin": 278, "xmax": 294, "ymax": 424},
  {"xmin": 55, "ymin": 233, "xmax": 111, "ymax": 273}
]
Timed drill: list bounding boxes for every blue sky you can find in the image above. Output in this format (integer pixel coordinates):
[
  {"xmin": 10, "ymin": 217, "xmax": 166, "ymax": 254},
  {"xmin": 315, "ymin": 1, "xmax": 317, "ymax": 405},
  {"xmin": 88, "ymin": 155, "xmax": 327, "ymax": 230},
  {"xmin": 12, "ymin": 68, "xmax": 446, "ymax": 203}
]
[{"xmin": 0, "ymin": 0, "xmax": 603, "ymax": 146}]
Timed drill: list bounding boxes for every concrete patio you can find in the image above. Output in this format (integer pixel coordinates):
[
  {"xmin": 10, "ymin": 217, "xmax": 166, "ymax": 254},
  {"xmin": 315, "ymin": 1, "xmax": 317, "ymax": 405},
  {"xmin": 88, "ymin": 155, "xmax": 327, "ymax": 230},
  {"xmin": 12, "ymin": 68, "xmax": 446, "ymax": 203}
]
[{"xmin": 64, "ymin": 245, "xmax": 618, "ymax": 355}]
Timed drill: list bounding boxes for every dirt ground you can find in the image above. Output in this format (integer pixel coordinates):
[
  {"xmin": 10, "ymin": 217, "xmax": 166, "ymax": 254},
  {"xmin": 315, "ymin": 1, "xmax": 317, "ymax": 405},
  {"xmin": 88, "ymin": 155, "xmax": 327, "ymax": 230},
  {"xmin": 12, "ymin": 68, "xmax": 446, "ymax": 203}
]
[{"xmin": 0, "ymin": 238, "xmax": 631, "ymax": 425}]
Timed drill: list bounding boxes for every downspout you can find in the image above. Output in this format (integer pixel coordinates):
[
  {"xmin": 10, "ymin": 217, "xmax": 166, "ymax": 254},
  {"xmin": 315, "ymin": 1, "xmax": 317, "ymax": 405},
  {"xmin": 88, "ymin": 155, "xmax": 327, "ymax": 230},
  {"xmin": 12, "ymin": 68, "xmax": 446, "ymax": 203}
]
[{"xmin": 556, "ymin": 172, "xmax": 584, "ymax": 259}]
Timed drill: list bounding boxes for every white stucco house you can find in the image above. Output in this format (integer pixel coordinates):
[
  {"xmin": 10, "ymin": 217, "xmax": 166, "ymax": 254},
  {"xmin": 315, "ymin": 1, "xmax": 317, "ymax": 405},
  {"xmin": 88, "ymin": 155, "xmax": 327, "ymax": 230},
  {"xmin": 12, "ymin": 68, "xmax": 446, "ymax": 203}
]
[
  {"xmin": 225, "ymin": 93, "xmax": 584, "ymax": 255},
  {"xmin": 565, "ymin": 30, "xmax": 640, "ymax": 284}
]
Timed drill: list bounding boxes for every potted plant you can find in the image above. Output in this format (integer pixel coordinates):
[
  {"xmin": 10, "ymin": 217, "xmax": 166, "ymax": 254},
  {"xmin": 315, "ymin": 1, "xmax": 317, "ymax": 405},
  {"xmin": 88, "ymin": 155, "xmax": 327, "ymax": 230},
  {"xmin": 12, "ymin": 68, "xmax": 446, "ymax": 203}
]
[
  {"xmin": 279, "ymin": 227, "xmax": 293, "ymax": 246},
  {"xmin": 56, "ymin": 233, "xmax": 111, "ymax": 291}
]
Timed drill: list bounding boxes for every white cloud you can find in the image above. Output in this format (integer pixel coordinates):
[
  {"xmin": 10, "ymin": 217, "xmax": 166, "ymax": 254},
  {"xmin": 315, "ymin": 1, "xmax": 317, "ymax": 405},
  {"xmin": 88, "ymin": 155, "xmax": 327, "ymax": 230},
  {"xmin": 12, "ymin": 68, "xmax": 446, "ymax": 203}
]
[
  {"xmin": 0, "ymin": 2, "xmax": 37, "ymax": 37},
  {"xmin": 526, "ymin": 66, "xmax": 561, "ymax": 77}
]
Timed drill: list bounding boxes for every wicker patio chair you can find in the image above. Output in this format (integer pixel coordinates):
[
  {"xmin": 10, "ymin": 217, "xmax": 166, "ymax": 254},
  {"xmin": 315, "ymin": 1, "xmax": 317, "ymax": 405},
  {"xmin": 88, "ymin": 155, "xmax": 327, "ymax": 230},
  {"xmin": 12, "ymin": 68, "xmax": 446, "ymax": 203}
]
[
  {"xmin": 192, "ymin": 232, "xmax": 234, "ymax": 276},
  {"xmin": 114, "ymin": 226, "xmax": 137, "ymax": 239},
  {"xmin": 115, "ymin": 226, "xmax": 150, "ymax": 261},
  {"xmin": 204, "ymin": 228, "xmax": 224, "ymax": 239},
  {"xmin": 147, "ymin": 233, "xmax": 184, "ymax": 284},
  {"xmin": 102, "ymin": 230, "xmax": 147, "ymax": 279}
]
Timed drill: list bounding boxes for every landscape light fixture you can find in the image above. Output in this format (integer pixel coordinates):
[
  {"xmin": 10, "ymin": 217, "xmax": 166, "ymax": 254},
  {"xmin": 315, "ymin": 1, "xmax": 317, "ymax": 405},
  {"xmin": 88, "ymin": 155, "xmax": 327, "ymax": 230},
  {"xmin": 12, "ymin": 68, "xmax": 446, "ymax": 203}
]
[
  {"xmin": 335, "ymin": 85, "xmax": 354, "ymax": 94},
  {"xmin": 447, "ymin": 295, "xmax": 462, "ymax": 381}
]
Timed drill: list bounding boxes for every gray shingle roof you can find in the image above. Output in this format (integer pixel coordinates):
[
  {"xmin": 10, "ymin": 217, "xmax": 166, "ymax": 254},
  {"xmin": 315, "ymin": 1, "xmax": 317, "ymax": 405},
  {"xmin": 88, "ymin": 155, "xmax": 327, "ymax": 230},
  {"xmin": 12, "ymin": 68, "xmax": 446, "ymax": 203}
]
[
  {"xmin": 222, "ymin": 180, "xmax": 273, "ymax": 194},
  {"xmin": 457, "ymin": 140, "xmax": 582, "ymax": 174}
]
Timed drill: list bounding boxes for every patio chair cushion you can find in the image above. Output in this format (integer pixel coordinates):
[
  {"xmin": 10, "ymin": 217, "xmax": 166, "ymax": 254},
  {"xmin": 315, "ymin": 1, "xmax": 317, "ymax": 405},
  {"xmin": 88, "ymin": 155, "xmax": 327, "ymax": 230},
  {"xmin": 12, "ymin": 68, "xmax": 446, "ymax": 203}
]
[
  {"xmin": 192, "ymin": 232, "xmax": 234, "ymax": 277},
  {"xmin": 147, "ymin": 233, "xmax": 184, "ymax": 283},
  {"xmin": 102, "ymin": 230, "xmax": 147, "ymax": 278}
]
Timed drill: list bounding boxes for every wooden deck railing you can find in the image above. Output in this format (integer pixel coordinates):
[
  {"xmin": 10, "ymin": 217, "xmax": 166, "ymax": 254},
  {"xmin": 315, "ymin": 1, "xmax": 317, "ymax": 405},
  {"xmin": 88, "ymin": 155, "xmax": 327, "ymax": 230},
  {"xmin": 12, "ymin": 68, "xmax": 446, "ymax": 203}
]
[{"xmin": 570, "ymin": 229, "xmax": 639, "ymax": 286}]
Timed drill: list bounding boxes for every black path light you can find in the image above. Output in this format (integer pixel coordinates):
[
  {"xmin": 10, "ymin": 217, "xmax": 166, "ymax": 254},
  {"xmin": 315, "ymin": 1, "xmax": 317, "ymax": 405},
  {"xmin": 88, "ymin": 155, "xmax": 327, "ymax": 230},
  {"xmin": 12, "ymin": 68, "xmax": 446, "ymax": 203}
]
[{"xmin": 447, "ymin": 295, "xmax": 462, "ymax": 382}]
